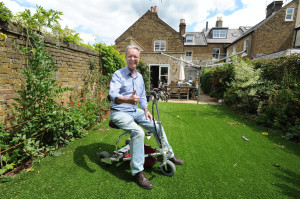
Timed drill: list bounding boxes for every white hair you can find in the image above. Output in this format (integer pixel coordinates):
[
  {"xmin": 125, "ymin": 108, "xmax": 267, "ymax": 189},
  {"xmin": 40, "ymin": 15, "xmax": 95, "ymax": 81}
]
[{"xmin": 125, "ymin": 45, "xmax": 140, "ymax": 57}]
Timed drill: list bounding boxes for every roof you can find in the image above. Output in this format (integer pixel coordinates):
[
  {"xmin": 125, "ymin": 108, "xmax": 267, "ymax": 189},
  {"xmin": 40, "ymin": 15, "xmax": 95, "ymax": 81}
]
[
  {"xmin": 254, "ymin": 48, "xmax": 300, "ymax": 60},
  {"xmin": 204, "ymin": 28, "xmax": 243, "ymax": 44},
  {"xmin": 183, "ymin": 27, "xmax": 246, "ymax": 46},
  {"xmin": 115, "ymin": 10, "xmax": 182, "ymax": 45},
  {"xmin": 183, "ymin": 32, "xmax": 206, "ymax": 45}
]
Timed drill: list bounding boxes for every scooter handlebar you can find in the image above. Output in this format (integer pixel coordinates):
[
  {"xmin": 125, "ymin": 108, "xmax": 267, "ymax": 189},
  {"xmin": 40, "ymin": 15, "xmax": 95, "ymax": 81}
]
[
  {"xmin": 146, "ymin": 91, "xmax": 158, "ymax": 99},
  {"xmin": 147, "ymin": 91, "xmax": 157, "ymax": 97}
]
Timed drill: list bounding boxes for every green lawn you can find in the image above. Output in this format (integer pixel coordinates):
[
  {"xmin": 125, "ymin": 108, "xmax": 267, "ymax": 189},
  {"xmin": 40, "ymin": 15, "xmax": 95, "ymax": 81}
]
[{"xmin": 1, "ymin": 103, "xmax": 299, "ymax": 199}]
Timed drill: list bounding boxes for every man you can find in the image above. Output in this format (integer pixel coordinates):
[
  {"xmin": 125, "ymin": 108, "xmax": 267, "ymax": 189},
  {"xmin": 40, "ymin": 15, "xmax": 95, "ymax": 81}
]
[{"xmin": 109, "ymin": 45, "xmax": 183, "ymax": 190}]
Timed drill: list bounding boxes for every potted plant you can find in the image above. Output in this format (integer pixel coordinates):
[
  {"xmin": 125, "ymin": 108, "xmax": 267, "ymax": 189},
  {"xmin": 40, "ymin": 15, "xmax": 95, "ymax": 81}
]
[{"xmin": 100, "ymin": 96, "xmax": 110, "ymax": 117}]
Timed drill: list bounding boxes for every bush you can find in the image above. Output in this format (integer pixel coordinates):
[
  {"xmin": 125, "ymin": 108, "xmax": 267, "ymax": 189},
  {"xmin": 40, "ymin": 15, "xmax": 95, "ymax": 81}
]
[
  {"xmin": 200, "ymin": 64, "xmax": 233, "ymax": 99},
  {"xmin": 137, "ymin": 60, "xmax": 150, "ymax": 91},
  {"xmin": 94, "ymin": 43, "xmax": 126, "ymax": 78},
  {"xmin": 0, "ymin": 2, "xmax": 13, "ymax": 23}
]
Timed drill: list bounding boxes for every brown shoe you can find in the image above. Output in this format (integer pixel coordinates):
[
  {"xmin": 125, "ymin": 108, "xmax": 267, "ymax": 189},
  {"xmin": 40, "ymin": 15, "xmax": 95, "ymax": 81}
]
[
  {"xmin": 169, "ymin": 156, "xmax": 184, "ymax": 165},
  {"xmin": 134, "ymin": 172, "xmax": 154, "ymax": 190}
]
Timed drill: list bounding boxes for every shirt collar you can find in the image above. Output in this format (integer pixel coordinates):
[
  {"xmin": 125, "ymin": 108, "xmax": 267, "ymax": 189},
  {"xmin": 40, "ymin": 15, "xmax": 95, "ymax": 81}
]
[{"xmin": 125, "ymin": 66, "xmax": 137, "ymax": 79}]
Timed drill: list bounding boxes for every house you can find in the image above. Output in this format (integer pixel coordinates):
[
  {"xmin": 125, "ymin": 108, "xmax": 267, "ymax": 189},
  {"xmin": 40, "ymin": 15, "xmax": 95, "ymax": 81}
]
[
  {"xmin": 115, "ymin": 6, "xmax": 185, "ymax": 89},
  {"xmin": 115, "ymin": 1, "xmax": 300, "ymax": 87},
  {"xmin": 179, "ymin": 17, "xmax": 251, "ymax": 80},
  {"xmin": 226, "ymin": 0, "xmax": 300, "ymax": 60}
]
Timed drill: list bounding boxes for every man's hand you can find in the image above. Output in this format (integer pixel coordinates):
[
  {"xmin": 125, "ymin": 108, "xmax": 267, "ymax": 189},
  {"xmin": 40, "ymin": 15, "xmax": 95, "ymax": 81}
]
[
  {"xmin": 129, "ymin": 90, "xmax": 140, "ymax": 105},
  {"xmin": 144, "ymin": 108, "xmax": 153, "ymax": 121}
]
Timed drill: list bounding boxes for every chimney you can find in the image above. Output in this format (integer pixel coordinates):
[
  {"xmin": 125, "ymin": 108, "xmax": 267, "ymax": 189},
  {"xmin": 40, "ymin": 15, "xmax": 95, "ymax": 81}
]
[
  {"xmin": 206, "ymin": 21, "xmax": 208, "ymax": 31},
  {"xmin": 266, "ymin": 1, "xmax": 283, "ymax": 18},
  {"xmin": 179, "ymin": 19, "xmax": 186, "ymax": 35},
  {"xmin": 216, "ymin": 16, "xmax": 223, "ymax": 27}
]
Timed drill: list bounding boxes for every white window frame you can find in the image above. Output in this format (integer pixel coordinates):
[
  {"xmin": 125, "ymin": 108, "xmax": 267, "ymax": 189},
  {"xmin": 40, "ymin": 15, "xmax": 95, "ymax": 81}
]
[
  {"xmin": 185, "ymin": 51, "xmax": 193, "ymax": 62},
  {"xmin": 149, "ymin": 64, "xmax": 170, "ymax": 85},
  {"xmin": 243, "ymin": 39, "xmax": 249, "ymax": 55},
  {"xmin": 233, "ymin": 45, "xmax": 237, "ymax": 54},
  {"xmin": 226, "ymin": 50, "xmax": 230, "ymax": 62},
  {"xmin": 285, "ymin": 8, "xmax": 295, "ymax": 21},
  {"xmin": 185, "ymin": 35, "xmax": 194, "ymax": 43},
  {"xmin": 212, "ymin": 48, "xmax": 220, "ymax": 60},
  {"xmin": 154, "ymin": 40, "xmax": 166, "ymax": 51},
  {"xmin": 213, "ymin": 30, "xmax": 227, "ymax": 38}
]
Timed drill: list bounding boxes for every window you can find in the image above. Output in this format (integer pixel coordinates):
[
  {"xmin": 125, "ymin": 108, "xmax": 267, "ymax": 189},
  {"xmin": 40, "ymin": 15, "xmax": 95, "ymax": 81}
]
[
  {"xmin": 285, "ymin": 8, "xmax": 295, "ymax": 21},
  {"xmin": 233, "ymin": 45, "xmax": 237, "ymax": 53},
  {"xmin": 213, "ymin": 30, "xmax": 227, "ymax": 38},
  {"xmin": 185, "ymin": 51, "xmax": 192, "ymax": 62},
  {"xmin": 243, "ymin": 39, "xmax": 249, "ymax": 54},
  {"xmin": 160, "ymin": 66, "xmax": 169, "ymax": 84},
  {"xmin": 185, "ymin": 35, "xmax": 194, "ymax": 43},
  {"xmin": 212, "ymin": 48, "xmax": 220, "ymax": 60},
  {"xmin": 154, "ymin": 40, "xmax": 166, "ymax": 51}
]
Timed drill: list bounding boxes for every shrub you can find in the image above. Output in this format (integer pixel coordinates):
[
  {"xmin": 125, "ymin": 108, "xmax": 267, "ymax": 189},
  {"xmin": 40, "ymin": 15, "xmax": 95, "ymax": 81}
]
[
  {"xmin": 200, "ymin": 64, "xmax": 233, "ymax": 99},
  {"xmin": 0, "ymin": 2, "xmax": 13, "ymax": 23},
  {"xmin": 224, "ymin": 56, "xmax": 274, "ymax": 114},
  {"xmin": 137, "ymin": 60, "xmax": 150, "ymax": 91},
  {"xmin": 94, "ymin": 42, "xmax": 126, "ymax": 78},
  {"xmin": 200, "ymin": 68, "xmax": 213, "ymax": 94}
]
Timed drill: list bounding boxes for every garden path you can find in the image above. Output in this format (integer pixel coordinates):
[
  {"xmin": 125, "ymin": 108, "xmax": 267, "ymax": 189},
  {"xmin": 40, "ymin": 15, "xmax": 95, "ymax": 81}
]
[{"xmin": 167, "ymin": 93, "xmax": 219, "ymax": 105}]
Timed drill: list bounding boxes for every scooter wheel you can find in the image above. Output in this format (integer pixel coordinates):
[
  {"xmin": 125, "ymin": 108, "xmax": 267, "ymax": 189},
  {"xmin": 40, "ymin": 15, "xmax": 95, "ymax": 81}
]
[
  {"xmin": 98, "ymin": 151, "xmax": 111, "ymax": 167},
  {"xmin": 160, "ymin": 160, "xmax": 176, "ymax": 177}
]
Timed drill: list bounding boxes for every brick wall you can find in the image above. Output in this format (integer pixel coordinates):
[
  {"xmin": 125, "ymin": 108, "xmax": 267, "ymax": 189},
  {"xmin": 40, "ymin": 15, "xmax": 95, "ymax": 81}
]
[
  {"xmin": 226, "ymin": 0, "xmax": 298, "ymax": 58},
  {"xmin": 141, "ymin": 52, "xmax": 184, "ymax": 82},
  {"xmin": 253, "ymin": 1, "xmax": 297, "ymax": 55},
  {"xmin": 185, "ymin": 43, "xmax": 226, "ymax": 63},
  {"xmin": 227, "ymin": 34, "xmax": 253, "ymax": 57},
  {"xmin": 0, "ymin": 22, "xmax": 101, "ymax": 123}
]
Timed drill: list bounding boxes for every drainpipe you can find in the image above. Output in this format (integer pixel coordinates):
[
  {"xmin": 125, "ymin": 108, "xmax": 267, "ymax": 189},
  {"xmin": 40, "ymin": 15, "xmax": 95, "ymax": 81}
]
[{"xmin": 249, "ymin": 32, "xmax": 254, "ymax": 59}]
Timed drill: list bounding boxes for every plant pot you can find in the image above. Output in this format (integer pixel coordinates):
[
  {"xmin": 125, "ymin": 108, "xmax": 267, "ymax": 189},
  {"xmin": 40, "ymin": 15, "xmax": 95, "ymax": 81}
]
[{"xmin": 101, "ymin": 108, "xmax": 110, "ymax": 117}]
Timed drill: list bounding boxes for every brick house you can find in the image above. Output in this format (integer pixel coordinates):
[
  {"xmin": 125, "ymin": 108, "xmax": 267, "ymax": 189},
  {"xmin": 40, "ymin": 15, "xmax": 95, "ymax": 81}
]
[
  {"xmin": 115, "ymin": 1, "xmax": 300, "ymax": 85},
  {"xmin": 226, "ymin": 0, "xmax": 300, "ymax": 60},
  {"xmin": 180, "ymin": 17, "xmax": 251, "ymax": 80},
  {"xmin": 115, "ymin": 6, "xmax": 184, "ymax": 89}
]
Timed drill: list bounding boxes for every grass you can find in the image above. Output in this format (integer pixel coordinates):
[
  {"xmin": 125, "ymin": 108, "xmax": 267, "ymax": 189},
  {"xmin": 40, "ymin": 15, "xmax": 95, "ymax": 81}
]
[{"xmin": 1, "ymin": 102, "xmax": 299, "ymax": 199}]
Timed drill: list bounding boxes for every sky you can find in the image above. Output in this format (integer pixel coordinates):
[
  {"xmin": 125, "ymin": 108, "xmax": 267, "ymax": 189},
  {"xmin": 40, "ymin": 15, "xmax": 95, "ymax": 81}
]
[{"xmin": 2, "ymin": 0, "xmax": 293, "ymax": 45}]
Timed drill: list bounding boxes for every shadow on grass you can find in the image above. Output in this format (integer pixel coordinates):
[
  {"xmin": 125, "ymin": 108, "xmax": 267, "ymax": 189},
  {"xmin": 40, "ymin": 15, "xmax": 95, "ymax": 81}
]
[
  {"xmin": 73, "ymin": 140, "xmax": 168, "ymax": 184},
  {"xmin": 273, "ymin": 168, "xmax": 300, "ymax": 198},
  {"xmin": 73, "ymin": 142, "xmax": 133, "ymax": 182}
]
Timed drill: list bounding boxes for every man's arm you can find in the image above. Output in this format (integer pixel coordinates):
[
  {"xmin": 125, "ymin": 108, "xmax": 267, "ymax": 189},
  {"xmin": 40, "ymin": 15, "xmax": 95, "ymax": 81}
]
[{"xmin": 115, "ymin": 90, "xmax": 140, "ymax": 105}]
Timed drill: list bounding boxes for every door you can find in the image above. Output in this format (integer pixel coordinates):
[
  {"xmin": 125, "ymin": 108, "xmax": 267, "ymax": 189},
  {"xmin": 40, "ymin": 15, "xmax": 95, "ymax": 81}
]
[{"xmin": 149, "ymin": 64, "xmax": 170, "ymax": 89}]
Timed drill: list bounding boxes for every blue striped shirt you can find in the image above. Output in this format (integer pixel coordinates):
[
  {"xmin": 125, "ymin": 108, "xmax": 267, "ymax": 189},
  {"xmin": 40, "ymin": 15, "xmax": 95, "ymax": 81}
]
[{"xmin": 109, "ymin": 66, "xmax": 147, "ymax": 112}]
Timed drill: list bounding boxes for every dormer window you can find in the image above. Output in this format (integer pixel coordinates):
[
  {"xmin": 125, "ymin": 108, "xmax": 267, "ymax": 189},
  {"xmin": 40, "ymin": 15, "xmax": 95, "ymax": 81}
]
[
  {"xmin": 185, "ymin": 35, "xmax": 194, "ymax": 43},
  {"xmin": 154, "ymin": 40, "xmax": 166, "ymax": 51},
  {"xmin": 213, "ymin": 29, "xmax": 227, "ymax": 38},
  {"xmin": 285, "ymin": 8, "xmax": 295, "ymax": 21}
]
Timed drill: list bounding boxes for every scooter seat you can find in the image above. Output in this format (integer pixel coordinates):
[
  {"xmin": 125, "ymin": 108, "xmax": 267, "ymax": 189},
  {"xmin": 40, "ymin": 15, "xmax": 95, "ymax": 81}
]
[
  {"xmin": 109, "ymin": 120, "xmax": 141, "ymax": 129},
  {"xmin": 109, "ymin": 120, "xmax": 153, "ymax": 137},
  {"xmin": 109, "ymin": 120, "xmax": 120, "ymax": 129}
]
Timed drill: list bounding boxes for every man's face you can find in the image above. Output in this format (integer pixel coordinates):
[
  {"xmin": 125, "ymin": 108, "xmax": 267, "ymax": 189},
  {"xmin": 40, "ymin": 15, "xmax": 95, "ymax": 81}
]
[{"xmin": 126, "ymin": 48, "xmax": 140, "ymax": 71}]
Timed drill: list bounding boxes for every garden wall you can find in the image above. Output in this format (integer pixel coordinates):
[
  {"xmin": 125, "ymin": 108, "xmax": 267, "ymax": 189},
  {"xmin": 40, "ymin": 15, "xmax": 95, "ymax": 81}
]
[{"xmin": 0, "ymin": 22, "xmax": 101, "ymax": 123}]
